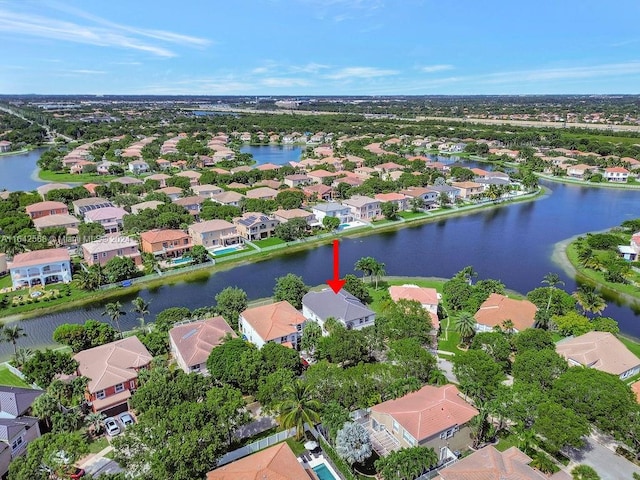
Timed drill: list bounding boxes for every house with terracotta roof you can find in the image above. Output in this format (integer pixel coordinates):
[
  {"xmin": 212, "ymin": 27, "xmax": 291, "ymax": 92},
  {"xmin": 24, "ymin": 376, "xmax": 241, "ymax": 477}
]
[
  {"xmin": 246, "ymin": 186, "xmax": 279, "ymax": 201},
  {"xmin": 474, "ymin": 293, "xmax": 537, "ymax": 333},
  {"xmin": 210, "ymin": 191, "xmax": 245, "ymax": 207},
  {"xmin": 556, "ymin": 331, "xmax": 640, "ymax": 379},
  {"xmin": 188, "ymin": 220, "xmax": 242, "ymax": 249},
  {"xmin": 438, "ymin": 446, "xmax": 571, "ymax": 480},
  {"xmin": 567, "ymin": 164, "xmax": 596, "ymax": 179},
  {"xmin": 604, "ymin": 166, "xmax": 630, "ymax": 183},
  {"xmin": 25, "ymin": 201, "xmax": 68, "ymax": 220},
  {"xmin": 140, "ymin": 229, "xmax": 193, "ymax": 258},
  {"xmin": 84, "ymin": 206, "xmax": 128, "ymax": 233},
  {"xmin": 82, "ymin": 235, "xmax": 142, "ymax": 266},
  {"xmin": 8, "ymin": 248, "xmax": 72, "ymax": 288},
  {"xmin": 234, "ymin": 212, "xmax": 280, "ymax": 241},
  {"xmin": 389, "ymin": 284, "xmax": 440, "ymax": 331},
  {"xmin": 74, "ymin": 336, "xmax": 152, "ymax": 415},
  {"xmin": 302, "ymin": 184, "xmax": 333, "ymax": 202},
  {"xmin": 32, "ymin": 213, "xmax": 80, "ymax": 233},
  {"xmin": 302, "ymin": 289, "xmax": 375, "ymax": 332},
  {"xmin": 451, "ymin": 181, "xmax": 484, "ymax": 199},
  {"xmin": 284, "ymin": 174, "xmax": 312, "ymax": 188},
  {"xmin": 341, "ymin": 195, "xmax": 382, "ymax": 221},
  {"xmin": 272, "ymin": 208, "xmax": 315, "ymax": 225},
  {"xmin": 0, "ymin": 386, "xmax": 44, "ymax": 478},
  {"xmin": 239, "ymin": 301, "xmax": 306, "ymax": 349},
  {"xmin": 169, "ymin": 316, "xmax": 236, "ymax": 374},
  {"xmin": 375, "ymin": 192, "xmax": 409, "ymax": 211},
  {"xmin": 207, "ymin": 442, "xmax": 316, "ymax": 480},
  {"xmin": 369, "ymin": 384, "xmax": 478, "ymax": 458},
  {"xmin": 156, "ymin": 158, "xmax": 171, "ymax": 170}
]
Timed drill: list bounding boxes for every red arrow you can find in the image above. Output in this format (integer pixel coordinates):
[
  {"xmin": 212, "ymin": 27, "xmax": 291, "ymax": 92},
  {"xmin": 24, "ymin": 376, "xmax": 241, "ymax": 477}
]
[{"xmin": 327, "ymin": 239, "xmax": 346, "ymax": 294}]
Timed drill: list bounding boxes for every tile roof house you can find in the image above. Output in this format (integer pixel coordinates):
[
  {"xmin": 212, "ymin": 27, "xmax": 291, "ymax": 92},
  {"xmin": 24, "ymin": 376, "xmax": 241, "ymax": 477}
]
[
  {"xmin": 207, "ymin": 442, "xmax": 316, "ymax": 480},
  {"xmin": 32, "ymin": 213, "xmax": 80, "ymax": 233},
  {"xmin": 369, "ymin": 384, "xmax": 478, "ymax": 456},
  {"xmin": 72, "ymin": 197, "xmax": 114, "ymax": 217},
  {"xmin": 173, "ymin": 195, "xmax": 206, "ymax": 217},
  {"xmin": 8, "ymin": 248, "xmax": 72, "ymax": 289},
  {"xmin": 604, "ymin": 166, "xmax": 630, "ymax": 183},
  {"xmin": 438, "ymin": 446, "xmax": 571, "ymax": 480},
  {"xmin": 474, "ymin": 293, "xmax": 537, "ymax": 333},
  {"xmin": 74, "ymin": 336, "xmax": 152, "ymax": 415},
  {"xmin": 272, "ymin": 208, "xmax": 315, "ymax": 225},
  {"xmin": 128, "ymin": 159, "xmax": 150, "ymax": 174},
  {"xmin": 145, "ymin": 173, "xmax": 171, "ymax": 188},
  {"xmin": 389, "ymin": 284, "xmax": 440, "ymax": 330},
  {"xmin": 193, "ymin": 184, "xmax": 224, "ymax": 198},
  {"xmin": 245, "ymin": 187, "xmax": 279, "ymax": 200},
  {"xmin": 210, "ymin": 191, "xmax": 245, "ymax": 207},
  {"xmin": 140, "ymin": 229, "xmax": 193, "ymax": 258},
  {"xmin": 311, "ymin": 202, "xmax": 352, "ymax": 224},
  {"xmin": 25, "ymin": 201, "xmax": 69, "ymax": 220},
  {"xmin": 36, "ymin": 183, "xmax": 72, "ymax": 199},
  {"xmin": 375, "ymin": 192, "xmax": 409, "ymax": 211},
  {"xmin": 155, "ymin": 186, "xmax": 183, "ymax": 201},
  {"xmin": 556, "ymin": 331, "xmax": 640, "ymax": 379},
  {"xmin": 82, "ymin": 234, "xmax": 142, "ymax": 266},
  {"xmin": 451, "ymin": 181, "xmax": 484, "ymax": 199},
  {"xmin": 111, "ymin": 176, "xmax": 144, "ymax": 187},
  {"xmin": 341, "ymin": 195, "xmax": 382, "ymax": 221},
  {"xmin": 188, "ymin": 219, "xmax": 242, "ymax": 248},
  {"xmin": 567, "ymin": 164, "xmax": 596, "ymax": 178},
  {"xmin": 284, "ymin": 174, "xmax": 312, "ymax": 188},
  {"xmin": 169, "ymin": 316, "xmax": 236, "ymax": 374},
  {"xmin": 302, "ymin": 289, "xmax": 375, "ymax": 332},
  {"xmin": 302, "ymin": 183, "xmax": 333, "ymax": 202},
  {"xmin": 239, "ymin": 301, "xmax": 306, "ymax": 349},
  {"xmin": 0, "ymin": 386, "xmax": 43, "ymax": 478},
  {"xmin": 307, "ymin": 169, "xmax": 336, "ymax": 184},
  {"xmin": 234, "ymin": 212, "xmax": 280, "ymax": 241},
  {"xmin": 176, "ymin": 170, "xmax": 202, "ymax": 186},
  {"xmin": 130, "ymin": 200, "xmax": 165, "ymax": 215},
  {"xmin": 84, "ymin": 206, "xmax": 128, "ymax": 233}
]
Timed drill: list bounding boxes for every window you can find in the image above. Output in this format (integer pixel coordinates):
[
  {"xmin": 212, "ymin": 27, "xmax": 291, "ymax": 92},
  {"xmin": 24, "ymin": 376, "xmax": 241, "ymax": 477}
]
[
  {"xmin": 130, "ymin": 380, "xmax": 136, "ymax": 389},
  {"xmin": 96, "ymin": 390, "xmax": 106, "ymax": 400},
  {"xmin": 11, "ymin": 436, "xmax": 24, "ymax": 453},
  {"xmin": 93, "ymin": 254, "xmax": 98, "ymax": 260},
  {"xmin": 115, "ymin": 383, "xmax": 125, "ymax": 393},
  {"xmin": 190, "ymin": 364, "xmax": 201, "ymax": 372},
  {"xmin": 439, "ymin": 427, "xmax": 459, "ymax": 439},
  {"xmin": 402, "ymin": 430, "xmax": 416, "ymax": 446},
  {"xmin": 392, "ymin": 420, "xmax": 399, "ymax": 432}
]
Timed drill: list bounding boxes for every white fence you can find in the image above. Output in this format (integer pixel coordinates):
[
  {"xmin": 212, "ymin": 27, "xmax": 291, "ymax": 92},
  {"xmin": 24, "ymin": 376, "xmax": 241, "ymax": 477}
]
[
  {"xmin": 0, "ymin": 361, "xmax": 42, "ymax": 389},
  {"xmin": 216, "ymin": 427, "xmax": 296, "ymax": 466}
]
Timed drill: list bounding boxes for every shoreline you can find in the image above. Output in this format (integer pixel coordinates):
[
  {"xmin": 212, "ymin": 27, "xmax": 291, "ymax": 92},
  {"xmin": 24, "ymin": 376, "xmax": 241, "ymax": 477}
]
[
  {"xmin": 536, "ymin": 172, "xmax": 640, "ymax": 190},
  {"xmin": 1, "ymin": 188, "xmax": 544, "ymax": 322}
]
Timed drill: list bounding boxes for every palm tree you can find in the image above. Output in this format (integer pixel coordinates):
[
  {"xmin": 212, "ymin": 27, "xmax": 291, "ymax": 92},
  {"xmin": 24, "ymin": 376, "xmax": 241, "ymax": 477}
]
[
  {"xmin": 370, "ymin": 260, "xmax": 386, "ymax": 290},
  {"xmin": 31, "ymin": 392, "xmax": 60, "ymax": 429},
  {"xmin": 573, "ymin": 284, "xmax": 607, "ymax": 316},
  {"xmin": 85, "ymin": 412, "xmax": 105, "ymax": 436},
  {"xmin": 1, "ymin": 324, "xmax": 27, "ymax": 356},
  {"xmin": 12, "ymin": 347, "xmax": 33, "ymax": 369},
  {"xmin": 354, "ymin": 257, "xmax": 374, "ymax": 282},
  {"xmin": 460, "ymin": 266, "xmax": 477, "ymax": 285},
  {"xmin": 102, "ymin": 301, "xmax": 126, "ymax": 338},
  {"xmin": 455, "ymin": 311, "xmax": 476, "ymax": 345},
  {"xmin": 275, "ymin": 380, "xmax": 322, "ymax": 440},
  {"xmin": 131, "ymin": 297, "xmax": 151, "ymax": 331},
  {"xmin": 541, "ymin": 272, "xmax": 565, "ymax": 314},
  {"xmin": 501, "ymin": 319, "xmax": 515, "ymax": 335}
]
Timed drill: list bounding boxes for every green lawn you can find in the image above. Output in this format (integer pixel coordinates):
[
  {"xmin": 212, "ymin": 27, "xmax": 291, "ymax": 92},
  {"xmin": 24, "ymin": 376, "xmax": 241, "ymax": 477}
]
[
  {"xmin": 620, "ymin": 336, "xmax": 640, "ymax": 359},
  {"xmin": 285, "ymin": 438, "xmax": 307, "ymax": 456},
  {"xmin": 0, "ymin": 366, "xmax": 30, "ymax": 387},
  {"xmin": 252, "ymin": 237, "xmax": 286, "ymax": 248},
  {"xmin": 398, "ymin": 211, "xmax": 428, "ymax": 220},
  {"xmin": 38, "ymin": 169, "xmax": 115, "ymax": 183},
  {"xmin": 0, "ymin": 275, "xmax": 12, "ymax": 290},
  {"xmin": 438, "ymin": 326, "xmax": 462, "ymax": 354},
  {"xmin": 495, "ymin": 433, "xmax": 521, "ymax": 452},
  {"xmin": 88, "ymin": 436, "xmax": 110, "ymax": 454}
]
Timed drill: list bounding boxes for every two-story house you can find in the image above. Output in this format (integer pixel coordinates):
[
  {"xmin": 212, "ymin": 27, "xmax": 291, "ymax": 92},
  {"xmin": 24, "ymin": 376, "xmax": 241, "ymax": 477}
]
[
  {"xmin": 272, "ymin": 208, "xmax": 316, "ymax": 225},
  {"xmin": 84, "ymin": 206, "xmax": 128, "ymax": 233},
  {"xmin": 176, "ymin": 170, "xmax": 202, "ymax": 186},
  {"xmin": 341, "ymin": 195, "xmax": 382, "ymax": 221},
  {"xmin": 140, "ymin": 229, "xmax": 193, "ymax": 258},
  {"xmin": 9, "ymin": 248, "xmax": 72, "ymax": 289},
  {"xmin": 246, "ymin": 187, "xmax": 279, "ymax": 201},
  {"xmin": 72, "ymin": 197, "xmax": 114, "ymax": 217},
  {"xmin": 451, "ymin": 181, "xmax": 485, "ymax": 199},
  {"xmin": 234, "ymin": 212, "xmax": 280, "ymax": 241},
  {"xmin": 25, "ymin": 201, "xmax": 68, "ymax": 220},
  {"xmin": 389, "ymin": 284, "xmax": 440, "ymax": 331},
  {"xmin": 239, "ymin": 301, "xmax": 306, "ymax": 349},
  {"xmin": 74, "ymin": 336, "xmax": 152, "ymax": 416},
  {"xmin": 174, "ymin": 196, "xmax": 206, "ymax": 217},
  {"xmin": 82, "ymin": 234, "xmax": 142, "ymax": 266},
  {"xmin": 311, "ymin": 202, "xmax": 352, "ymax": 224},
  {"xmin": 374, "ymin": 192, "xmax": 409, "ymax": 212},
  {"xmin": 188, "ymin": 219, "xmax": 242, "ymax": 249},
  {"xmin": 128, "ymin": 159, "xmax": 150, "ymax": 174},
  {"xmin": 284, "ymin": 174, "xmax": 312, "ymax": 188},
  {"xmin": 32, "ymin": 213, "xmax": 80, "ymax": 234},
  {"xmin": 302, "ymin": 289, "xmax": 375, "ymax": 332},
  {"xmin": 210, "ymin": 191, "xmax": 245, "ymax": 207},
  {"xmin": 604, "ymin": 166, "xmax": 630, "ymax": 183}
]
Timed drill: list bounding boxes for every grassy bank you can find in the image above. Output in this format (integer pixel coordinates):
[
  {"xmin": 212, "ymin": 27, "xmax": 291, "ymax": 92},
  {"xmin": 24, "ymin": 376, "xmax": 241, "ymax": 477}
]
[
  {"xmin": 38, "ymin": 169, "xmax": 116, "ymax": 183},
  {"xmin": 536, "ymin": 172, "xmax": 640, "ymax": 189}
]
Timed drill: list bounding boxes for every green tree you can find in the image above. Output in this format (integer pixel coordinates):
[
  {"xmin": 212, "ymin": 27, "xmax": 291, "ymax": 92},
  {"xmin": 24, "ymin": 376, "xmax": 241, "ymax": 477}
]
[
  {"xmin": 512, "ymin": 328, "xmax": 555, "ymax": 354},
  {"xmin": 214, "ymin": 287, "xmax": 248, "ymax": 328},
  {"xmin": 154, "ymin": 306, "xmax": 191, "ymax": 332},
  {"xmin": 276, "ymin": 189, "xmax": 305, "ymax": 209},
  {"xmin": 102, "ymin": 301, "xmax": 126, "ymax": 338},
  {"xmin": 342, "ymin": 274, "xmax": 372, "ymax": 304},
  {"xmin": 552, "ymin": 311, "xmax": 593, "ymax": 337},
  {"xmin": 571, "ymin": 465, "xmax": 601, "ymax": 480},
  {"xmin": 370, "ymin": 258, "xmax": 386, "ymax": 290},
  {"xmin": 274, "ymin": 218, "xmax": 308, "ymax": 241},
  {"xmin": 256, "ymin": 369, "xmax": 296, "ymax": 412},
  {"xmin": 573, "ymin": 284, "xmax": 607, "ymax": 315},
  {"xmin": 21, "ymin": 350, "xmax": 78, "ymax": 388},
  {"xmin": 387, "ymin": 338, "xmax": 437, "ymax": 382},
  {"xmin": 591, "ymin": 316, "xmax": 619, "ymax": 333},
  {"xmin": 381, "ymin": 201, "xmax": 399, "ymax": 220},
  {"xmin": 470, "ymin": 332, "xmax": 511, "ymax": 372},
  {"xmin": 377, "ymin": 299, "xmax": 433, "ymax": 346},
  {"xmin": 276, "ymin": 380, "xmax": 322, "ymax": 440},
  {"xmin": 85, "ymin": 411, "xmax": 106, "ymax": 436},
  {"xmin": 273, "ymin": 273, "xmax": 309, "ymax": 309},
  {"xmin": 541, "ymin": 272, "xmax": 565, "ymax": 314},
  {"xmin": 189, "ymin": 245, "xmax": 210, "ymax": 264},
  {"xmin": 77, "ymin": 221, "xmax": 105, "ymax": 243},
  {"xmin": 375, "ymin": 446, "xmax": 438, "ymax": 480},
  {"xmin": 1, "ymin": 324, "xmax": 27, "ymax": 356},
  {"xmin": 322, "ymin": 215, "xmax": 340, "ymax": 231},
  {"xmin": 104, "ymin": 256, "xmax": 138, "ymax": 283},
  {"xmin": 321, "ymin": 401, "xmax": 351, "ymax": 442},
  {"xmin": 206, "ymin": 338, "xmax": 253, "ymax": 386},
  {"xmin": 453, "ymin": 349, "xmax": 505, "ymax": 401},
  {"xmin": 534, "ymin": 401, "xmax": 588, "ymax": 453},
  {"xmin": 454, "ymin": 311, "xmax": 476, "ymax": 345},
  {"xmin": 30, "ymin": 393, "xmax": 60, "ymax": 429},
  {"xmin": 131, "ymin": 297, "xmax": 151, "ymax": 330},
  {"xmin": 513, "ymin": 349, "xmax": 567, "ymax": 390},
  {"xmin": 301, "ymin": 321, "xmax": 322, "ymax": 356},
  {"xmin": 354, "ymin": 256, "xmax": 375, "ymax": 281}
]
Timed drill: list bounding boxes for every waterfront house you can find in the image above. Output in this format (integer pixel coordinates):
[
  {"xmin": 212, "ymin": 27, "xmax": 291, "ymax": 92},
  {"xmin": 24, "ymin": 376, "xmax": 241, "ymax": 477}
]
[
  {"xmin": 0, "ymin": 386, "xmax": 43, "ymax": 478},
  {"xmin": 82, "ymin": 234, "xmax": 142, "ymax": 267},
  {"xmin": 272, "ymin": 208, "xmax": 315, "ymax": 225},
  {"xmin": 32, "ymin": 213, "xmax": 80, "ymax": 233},
  {"xmin": 188, "ymin": 219, "xmax": 242, "ymax": 248},
  {"xmin": 239, "ymin": 301, "xmax": 306, "ymax": 349},
  {"xmin": 341, "ymin": 195, "xmax": 382, "ymax": 221},
  {"xmin": 451, "ymin": 181, "xmax": 484, "ymax": 199},
  {"xmin": 74, "ymin": 336, "xmax": 152, "ymax": 416},
  {"xmin": 556, "ymin": 331, "xmax": 640, "ymax": 380},
  {"xmin": 426, "ymin": 185, "xmax": 461, "ymax": 204},
  {"xmin": 389, "ymin": 284, "xmax": 440, "ymax": 330},
  {"xmin": 72, "ymin": 197, "xmax": 113, "ymax": 217},
  {"xmin": 70, "ymin": 160, "xmax": 94, "ymax": 174},
  {"xmin": 128, "ymin": 159, "xmax": 150, "ymax": 174},
  {"xmin": 374, "ymin": 192, "xmax": 409, "ymax": 211},
  {"xmin": 398, "ymin": 187, "xmax": 439, "ymax": 209},
  {"xmin": 0, "ymin": 141, "xmax": 11, "ymax": 153},
  {"xmin": 311, "ymin": 202, "xmax": 352, "ymax": 224},
  {"xmin": 256, "ymin": 163, "xmax": 280, "ymax": 172},
  {"xmin": 9, "ymin": 248, "xmax": 72, "ymax": 288},
  {"xmin": 438, "ymin": 446, "xmax": 571, "ymax": 480},
  {"xmin": 246, "ymin": 187, "xmax": 279, "ymax": 201},
  {"xmin": 36, "ymin": 183, "xmax": 72, "ymax": 200},
  {"xmin": 474, "ymin": 293, "xmax": 537, "ymax": 333},
  {"xmin": 25, "ymin": 201, "xmax": 68, "ymax": 220},
  {"xmin": 284, "ymin": 174, "xmax": 312, "ymax": 188},
  {"xmin": 84, "ymin": 206, "xmax": 128, "ymax": 233},
  {"xmin": 604, "ymin": 166, "xmax": 630, "ymax": 183},
  {"xmin": 210, "ymin": 191, "xmax": 245, "ymax": 207},
  {"xmin": 169, "ymin": 316, "xmax": 236, "ymax": 374},
  {"xmin": 302, "ymin": 289, "xmax": 375, "ymax": 332},
  {"xmin": 567, "ymin": 164, "xmax": 595, "ymax": 179},
  {"xmin": 206, "ymin": 443, "xmax": 316, "ymax": 480},
  {"xmin": 140, "ymin": 229, "xmax": 193, "ymax": 258},
  {"xmin": 96, "ymin": 161, "xmax": 117, "ymax": 175},
  {"xmin": 145, "ymin": 173, "xmax": 171, "ymax": 188},
  {"xmin": 130, "ymin": 200, "xmax": 165, "ymax": 215},
  {"xmin": 155, "ymin": 186, "xmax": 183, "ymax": 201},
  {"xmin": 234, "ymin": 212, "xmax": 280, "ymax": 241},
  {"xmin": 369, "ymin": 384, "xmax": 478, "ymax": 459}
]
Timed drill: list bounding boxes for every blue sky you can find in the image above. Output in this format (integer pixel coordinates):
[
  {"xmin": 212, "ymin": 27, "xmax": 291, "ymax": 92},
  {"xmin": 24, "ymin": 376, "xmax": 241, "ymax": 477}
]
[{"xmin": 2, "ymin": 0, "xmax": 640, "ymax": 95}]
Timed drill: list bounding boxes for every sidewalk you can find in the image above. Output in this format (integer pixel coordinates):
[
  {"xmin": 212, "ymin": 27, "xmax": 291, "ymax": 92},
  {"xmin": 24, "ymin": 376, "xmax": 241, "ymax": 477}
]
[{"xmin": 78, "ymin": 445, "xmax": 114, "ymax": 469}]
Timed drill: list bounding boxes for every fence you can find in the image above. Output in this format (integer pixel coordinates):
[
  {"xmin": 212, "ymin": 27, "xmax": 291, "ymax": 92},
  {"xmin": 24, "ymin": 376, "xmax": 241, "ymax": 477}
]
[
  {"xmin": 216, "ymin": 427, "xmax": 296, "ymax": 466},
  {"xmin": 0, "ymin": 361, "xmax": 42, "ymax": 389}
]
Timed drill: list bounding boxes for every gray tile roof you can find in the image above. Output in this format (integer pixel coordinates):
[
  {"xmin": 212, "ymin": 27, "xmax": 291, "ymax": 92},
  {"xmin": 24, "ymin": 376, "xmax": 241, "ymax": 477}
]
[
  {"xmin": 0, "ymin": 386, "xmax": 42, "ymax": 417},
  {"xmin": 313, "ymin": 202, "xmax": 348, "ymax": 213},
  {"xmin": 303, "ymin": 289, "xmax": 375, "ymax": 323}
]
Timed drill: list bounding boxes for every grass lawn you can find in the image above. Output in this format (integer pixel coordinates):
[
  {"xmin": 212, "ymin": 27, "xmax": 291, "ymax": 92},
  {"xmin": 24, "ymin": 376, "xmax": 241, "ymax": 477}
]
[
  {"xmin": 0, "ymin": 366, "xmax": 30, "ymax": 387},
  {"xmin": 438, "ymin": 327, "xmax": 462, "ymax": 354},
  {"xmin": 252, "ymin": 237, "xmax": 286, "ymax": 248},
  {"xmin": 38, "ymin": 169, "xmax": 115, "ymax": 183},
  {"xmin": 285, "ymin": 438, "xmax": 307, "ymax": 456},
  {"xmin": 495, "ymin": 433, "xmax": 521, "ymax": 452},
  {"xmin": 367, "ymin": 278, "xmax": 445, "ymax": 315},
  {"xmin": 88, "ymin": 436, "xmax": 110, "ymax": 454},
  {"xmin": 0, "ymin": 275, "xmax": 12, "ymax": 290},
  {"xmin": 398, "ymin": 211, "xmax": 428, "ymax": 220},
  {"xmin": 620, "ymin": 336, "xmax": 640, "ymax": 359}
]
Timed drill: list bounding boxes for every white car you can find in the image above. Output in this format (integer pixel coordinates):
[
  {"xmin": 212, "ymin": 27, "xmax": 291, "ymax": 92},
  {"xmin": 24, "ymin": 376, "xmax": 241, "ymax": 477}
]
[
  {"xmin": 118, "ymin": 412, "xmax": 135, "ymax": 428},
  {"xmin": 104, "ymin": 417, "xmax": 121, "ymax": 436}
]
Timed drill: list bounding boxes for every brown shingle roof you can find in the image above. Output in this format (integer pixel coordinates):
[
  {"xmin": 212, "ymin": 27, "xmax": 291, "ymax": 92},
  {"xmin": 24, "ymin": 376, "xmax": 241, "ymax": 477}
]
[
  {"xmin": 169, "ymin": 317, "xmax": 236, "ymax": 369},
  {"xmin": 74, "ymin": 337, "xmax": 152, "ymax": 393},
  {"xmin": 241, "ymin": 301, "xmax": 306, "ymax": 342},
  {"xmin": 207, "ymin": 443, "xmax": 314, "ymax": 480},
  {"xmin": 474, "ymin": 293, "xmax": 537, "ymax": 332},
  {"xmin": 556, "ymin": 331, "xmax": 640, "ymax": 376},
  {"xmin": 371, "ymin": 384, "xmax": 478, "ymax": 442}
]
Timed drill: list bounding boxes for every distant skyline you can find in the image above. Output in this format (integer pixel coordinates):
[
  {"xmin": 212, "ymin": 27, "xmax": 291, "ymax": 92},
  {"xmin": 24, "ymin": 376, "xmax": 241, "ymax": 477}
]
[{"xmin": 3, "ymin": 0, "xmax": 640, "ymax": 96}]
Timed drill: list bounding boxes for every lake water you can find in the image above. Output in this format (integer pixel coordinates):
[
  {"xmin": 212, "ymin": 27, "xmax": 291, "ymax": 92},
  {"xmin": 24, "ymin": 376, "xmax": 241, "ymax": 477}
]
[
  {"xmin": 2, "ymin": 149, "xmax": 640, "ymax": 357},
  {"xmin": 0, "ymin": 148, "xmax": 48, "ymax": 192},
  {"xmin": 241, "ymin": 144, "xmax": 304, "ymax": 165}
]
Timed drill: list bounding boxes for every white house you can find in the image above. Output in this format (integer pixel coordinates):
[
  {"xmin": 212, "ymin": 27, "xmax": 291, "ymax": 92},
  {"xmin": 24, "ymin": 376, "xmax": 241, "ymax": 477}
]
[
  {"xmin": 311, "ymin": 202, "xmax": 352, "ymax": 224},
  {"xmin": 8, "ymin": 248, "xmax": 72, "ymax": 288},
  {"xmin": 302, "ymin": 289, "xmax": 375, "ymax": 332},
  {"xmin": 239, "ymin": 301, "xmax": 306, "ymax": 349},
  {"xmin": 128, "ymin": 160, "xmax": 150, "ymax": 174}
]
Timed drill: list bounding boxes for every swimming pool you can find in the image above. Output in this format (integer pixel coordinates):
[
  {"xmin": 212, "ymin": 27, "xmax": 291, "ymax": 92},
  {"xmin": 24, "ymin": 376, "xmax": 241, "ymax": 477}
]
[
  {"xmin": 337, "ymin": 221, "xmax": 367, "ymax": 231},
  {"xmin": 212, "ymin": 245, "xmax": 242, "ymax": 256},
  {"xmin": 312, "ymin": 462, "xmax": 339, "ymax": 480},
  {"xmin": 171, "ymin": 256, "xmax": 192, "ymax": 265}
]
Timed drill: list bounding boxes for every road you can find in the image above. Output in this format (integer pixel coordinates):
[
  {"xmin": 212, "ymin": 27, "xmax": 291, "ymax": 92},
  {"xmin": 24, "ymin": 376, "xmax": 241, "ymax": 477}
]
[
  {"xmin": 85, "ymin": 457, "xmax": 124, "ymax": 477},
  {"xmin": 565, "ymin": 436, "xmax": 640, "ymax": 480}
]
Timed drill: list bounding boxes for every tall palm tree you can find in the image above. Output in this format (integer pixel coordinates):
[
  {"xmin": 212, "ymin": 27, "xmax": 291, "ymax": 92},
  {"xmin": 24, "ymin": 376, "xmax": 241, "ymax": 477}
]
[
  {"xmin": 573, "ymin": 284, "xmax": 607, "ymax": 316},
  {"xmin": 370, "ymin": 260, "xmax": 386, "ymax": 290},
  {"xmin": 102, "ymin": 301, "xmax": 126, "ymax": 338},
  {"xmin": 455, "ymin": 311, "xmax": 476, "ymax": 345},
  {"xmin": 354, "ymin": 257, "xmax": 374, "ymax": 282},
  {"xmin": 12, "ymin": 347, "xmax": 33, "ymax": 369},
  {"xmin": 131, "ymin": 297, "xmax": 151, "ymax": 331},
  {"xmin": 1, "ymin": 324, "xmax": 27, "ymax": 356},
  {"xmin": 460, "ymin": 266, "xmax": 477, "ymax": 285},
  {"xmin": 541, "ymin": 272, "xmax": 565, "ymax": 314},
  {"xmin": 275, "ymin": 380, "xmax": 322, "ymax": 440}
]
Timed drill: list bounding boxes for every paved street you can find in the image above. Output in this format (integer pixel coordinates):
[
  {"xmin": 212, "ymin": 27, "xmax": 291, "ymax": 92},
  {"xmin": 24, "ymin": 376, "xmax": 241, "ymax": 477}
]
[
  {"xmin": 85, "ymin": 457, "xmax": 124, "ymax": 477},
  {"xmin": 565, "ymin": 437, "xmax": 640, "ymax": 480}
]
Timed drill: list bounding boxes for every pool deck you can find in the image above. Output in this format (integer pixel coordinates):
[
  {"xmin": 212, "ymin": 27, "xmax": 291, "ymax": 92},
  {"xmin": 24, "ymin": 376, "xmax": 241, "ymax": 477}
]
[{"xmin": 305, "ymin": 455, "xmax": 341, "ymax": 480}]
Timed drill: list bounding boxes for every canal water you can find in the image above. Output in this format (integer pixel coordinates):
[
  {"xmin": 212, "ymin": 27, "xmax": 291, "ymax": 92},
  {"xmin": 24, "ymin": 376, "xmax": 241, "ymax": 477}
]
[
  {"xmin": 1, "ymin": 148, "xmax": 639, "ymax": 355},
  {"xmin": 0, "ymin": 148, "xmax": 48, "ymax": 192}
]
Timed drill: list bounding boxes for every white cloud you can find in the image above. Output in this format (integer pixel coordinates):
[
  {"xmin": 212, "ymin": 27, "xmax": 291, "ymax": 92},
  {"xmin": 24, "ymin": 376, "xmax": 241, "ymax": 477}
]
[
  {"xmin": 70, "ymin": 69, "xmax": 106, "ymax": 75},
  {"xmin": 261, "ymin": 77, "xmax": 311, "ymax": 87},
  {"xmin": 324, "ymin": 66, "xmax": 399, "ymax": 80},
  {"xmin": 421, "ymin": 64, "xmax": 454, "ymax": 73}
]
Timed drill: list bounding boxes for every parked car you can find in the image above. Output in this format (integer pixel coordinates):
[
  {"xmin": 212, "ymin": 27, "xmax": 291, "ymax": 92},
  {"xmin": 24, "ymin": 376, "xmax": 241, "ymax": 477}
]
[
  {"xmin": 118, "ymin": 412, "xmax": 135, "ymax": 428},
  {"xmin": 104, "ymin": 417, "xmax": 121, "ymax": 436},
  {"xmin": 68, "ymin": 467, "xmax": 85, "ymax": 479}
]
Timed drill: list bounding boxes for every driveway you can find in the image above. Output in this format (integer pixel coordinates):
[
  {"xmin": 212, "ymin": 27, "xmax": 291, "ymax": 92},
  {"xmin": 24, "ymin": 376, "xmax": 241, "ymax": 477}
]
[
  {"xmin": 85, "ymin": 457, "xmax": 124, "ymax": 477},
  {"xmin": 437, "ymin": 354, "xmax": 458, "ymax": 383},
  {"xmin": 565, "ymin": 436, "xmax": 640, "ymax": 480}
]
